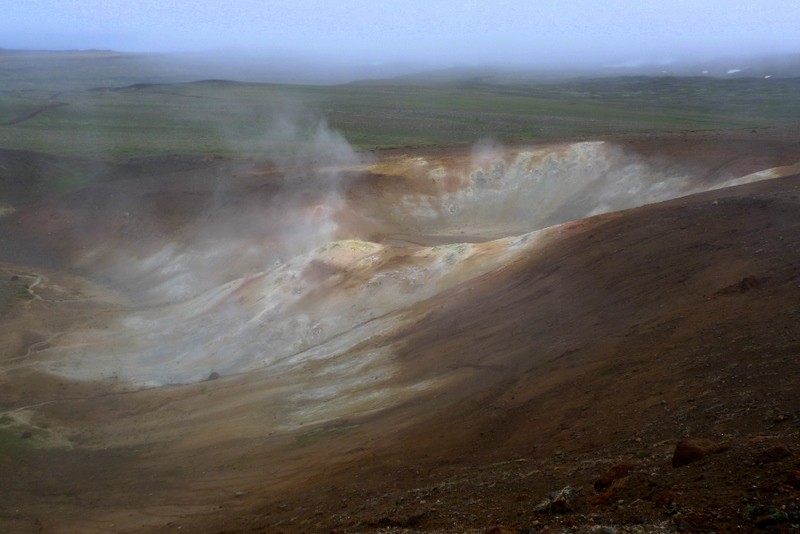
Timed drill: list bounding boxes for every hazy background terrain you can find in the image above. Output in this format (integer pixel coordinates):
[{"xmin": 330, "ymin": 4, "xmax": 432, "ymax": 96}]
[
  {"xmin": 2, "ymin": 1, "xmax": 799, "ymax": 166},
  {"xmin": 2, "ymin": 1, "xmax": 800, "ymax": 84}
]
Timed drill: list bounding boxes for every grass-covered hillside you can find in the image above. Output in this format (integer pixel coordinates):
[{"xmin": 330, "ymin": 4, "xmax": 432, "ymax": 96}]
[{"xmin": 1, "ymin": 50, "xmax": 798, "ymax": 162}]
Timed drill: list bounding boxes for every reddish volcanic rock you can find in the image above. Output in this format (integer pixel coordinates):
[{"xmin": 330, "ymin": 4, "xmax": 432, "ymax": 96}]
[
  {"xmin": 672, "ymin": 438, "xmax": 727, "ymax": 468},
  {"xmin": 594, "ymin": 463, "xmax": 632, "ymax": 491},
  {"xmin": 759, "ymin": 444, "xmax": 792, "ymax": 463}
]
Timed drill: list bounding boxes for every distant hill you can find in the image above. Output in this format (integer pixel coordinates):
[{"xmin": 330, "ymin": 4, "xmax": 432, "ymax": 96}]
[
  {"xmin": 0, "ymin": 49, "xmax": 422, "ymax": 91},
  {"xmin": 367, "ymin": 53, "xmax": 800, "ymax": 86},
  {"xmin": 2, "ymin": 48, "xmax": 800, "ymax": 92}
]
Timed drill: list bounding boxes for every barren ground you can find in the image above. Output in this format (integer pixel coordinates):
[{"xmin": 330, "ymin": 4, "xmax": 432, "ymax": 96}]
[{"xmin": 1, "ymin": 129, "xmax": 799, "ymax": 533}]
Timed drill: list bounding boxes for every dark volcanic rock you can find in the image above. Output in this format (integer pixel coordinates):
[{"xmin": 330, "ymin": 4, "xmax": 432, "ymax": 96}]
[
  {"xmin": 759, "ymin": 444, "xmax": 792, "ymax": 463},
  {"xmin": 672, "ymin": 438, "xmax": 726, "ymax": 468}
]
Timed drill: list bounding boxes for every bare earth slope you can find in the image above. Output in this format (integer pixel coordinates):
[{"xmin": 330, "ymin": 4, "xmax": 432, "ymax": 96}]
[
  {"xmin": 182, "ymin": 171, "xmax": 800, "ymax": 534},
  {"xmin": 0, "ymin": 132, "xmax": 799, "ymax": 533}
]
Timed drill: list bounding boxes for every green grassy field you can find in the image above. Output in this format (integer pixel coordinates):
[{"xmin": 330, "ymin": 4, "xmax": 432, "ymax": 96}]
[{"xmin": 1, "ymin": 51, "xmax": 799, "ymax": 164}]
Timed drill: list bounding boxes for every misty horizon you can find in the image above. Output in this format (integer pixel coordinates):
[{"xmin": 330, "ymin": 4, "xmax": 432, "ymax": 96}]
[
  {"xmin": 4, "ymin": 46, "xmax": 800, "ymax": 89},
  {"xmin": 3, "ymin": 1, "xmax": 800, "ymax": 73}
]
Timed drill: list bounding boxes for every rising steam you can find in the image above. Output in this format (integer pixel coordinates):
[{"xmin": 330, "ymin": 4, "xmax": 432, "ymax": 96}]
[
  {"xmin": 37, "ymin": 132, "xmax": 800, "ymax": 387},
  {"xmin": 74, "ymin": 112, "xmax": 369, "ymax": 305}
]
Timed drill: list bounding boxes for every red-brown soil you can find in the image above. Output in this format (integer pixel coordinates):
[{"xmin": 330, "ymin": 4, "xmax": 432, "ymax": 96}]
[{"xmin": 189, "ymin": 170, "xmax": 800, "ymax": 534}]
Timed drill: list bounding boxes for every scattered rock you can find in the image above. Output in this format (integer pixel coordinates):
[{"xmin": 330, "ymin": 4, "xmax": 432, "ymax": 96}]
[
  {"xmin": 759, "ymin": 444, "xmax": 792, "ymax": 463},
  {"xmin": 205, "ymin": 371, "xmax": 220, "ymax": 381},
  {"xmin": 671, "ymin": 438, "xmax": 726, "ymax": 468},
  {"xmin": 20, "ymin": 430, "xmax": 32, "ymax": 439},
  {"xmin": 590, "ymin": 490, "xmax": 613, "ymax": 506},
  {"xmin": 534, "ymin": 486, "xmax": 578, "ymax": 514},
  {"xmin": 665, "ymin": 501, "xmax": 680, "ymax": 517},
  {"xmin": 594, "ymin": 463, "xmax": 631, "ymax": 491},
  {"xmin": 674, "ymin": 518, "xmax": 691, "ymax": 532},
  {"xmin": 592, "ymin": 472, "xmax": 661, "ymax": 508},
  {"xmin": 656, "ymin": 489, "xmax": 681, "ymax": 507},
  {"xmin": 786, "ymin": 471, "xmax": 800, "ymax": 489},
  {"xmin": 788, "ymin": 502, "xmax": 800, "ymax": 522},
  {"xmin": 745, "ymin": 504, "xmax": 789, "ymax": 527},
  {"xmin": 551, "ymin": 488, "xmax": 577, "ymax": 514},
  {"xmin": 533, "ymin": 499, "xmax": 550, "ymax": 513},
  {"xmin": 369, "ymin": 511, "xmax": 426, "ymax": 528}
]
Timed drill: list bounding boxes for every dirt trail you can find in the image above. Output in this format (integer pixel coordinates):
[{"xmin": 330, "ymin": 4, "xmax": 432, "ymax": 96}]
[{"xmin": 1, "ymin": 102, "xmax": 67, "ymax": 126}]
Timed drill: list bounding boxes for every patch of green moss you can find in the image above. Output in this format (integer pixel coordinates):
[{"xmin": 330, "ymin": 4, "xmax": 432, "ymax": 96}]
[{"xmin": 744, "ymin": 503, "xmax": 788, "ymax": 524}]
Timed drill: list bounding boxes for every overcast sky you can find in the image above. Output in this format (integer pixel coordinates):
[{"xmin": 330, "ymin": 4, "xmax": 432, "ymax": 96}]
[{"xmin": 3, "ymin": 1, "xmax": 800, "ymax": 67}]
